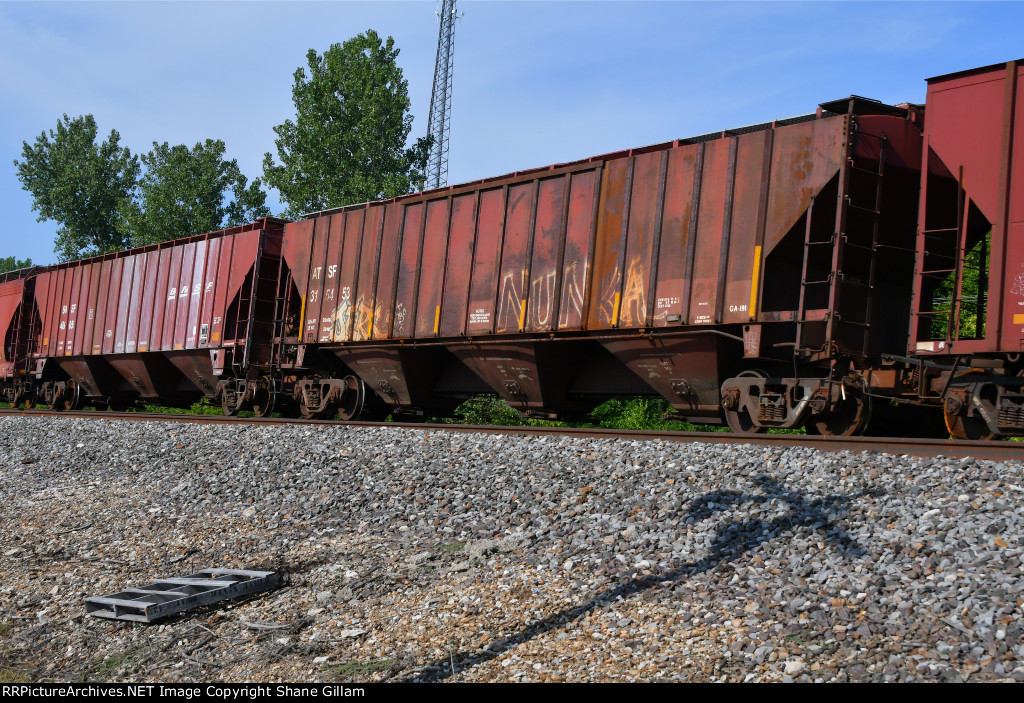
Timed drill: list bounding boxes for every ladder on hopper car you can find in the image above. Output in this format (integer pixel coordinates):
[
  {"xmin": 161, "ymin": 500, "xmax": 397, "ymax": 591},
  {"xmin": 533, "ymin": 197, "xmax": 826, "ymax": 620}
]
[
  {"xmin": 230, "ymin": 242, "xmax": 282, "ymax": 371},
  {"xmin": 796, "ymin": 125, "xmax": 889, "ymax": 363}
]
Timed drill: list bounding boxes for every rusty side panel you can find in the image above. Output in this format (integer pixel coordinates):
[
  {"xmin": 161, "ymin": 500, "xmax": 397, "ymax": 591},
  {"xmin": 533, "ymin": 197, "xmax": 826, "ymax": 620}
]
[
  {"xmin": 333, "ymin": 209, "xmax": 365, "ymax": 342},
  {"xmin": 466, "ymin": 187, "xmax": 506, "ymax": 335},
  {"xmin": 559, "ymin": 169, "xmax": 598, "ymax": 331},
  {"xmin": 51, "ymin": 268, "xmax": 68, "ymax": 357},
  {"xmin": 102, "ymin": 258, "xmax": 123, "ymax": 355},
  {"xmin": 722, "ymin": 131, "xmax": 769, "ymax": 324},
  {"xmin": 0, "ymin": 279, "xmax": 25, "ymax": 366},
  {"xmin": 70, "ymin": 265, "xmax": 91, "ymax": 355},
  {"xmin": 171, "ymin": 244, "xmax": 194, "ymax": 351},
  {"xmin": 689, "ymin": 139, "xmax": 730, "ymax": 324},
  {"xmin": 303, "ymin": 216, "xmax": 332, "ymax": 344},
  {"xmin": 764, "ymin": 117, "xmax": 845, "ymax": 253},
  {"xmin": 495, "ymin": 183, "xmax": 535, "ymax": 334},
  {"xmin": 89, "ymin": 262, "xmax": 108, "ymax": 355},
  {"xmin": 415, "ymin": 199, "xmax": 451, "ymax": 338},
  {"xmin": 352, "ymin": 205, "xmax": 384, "ymax": 342},
  {"xmin": 209, "ymin": 235, "xmax": 235, "ymax": 347},
  {"xmin": 526, "ymin": 176, "xmax": 567, "ymax": 332},
  {"xmin": 588, "ymin": 158, "xmax": 630, "ymax": 330},
  {"xmin": 371, "ymin": 202, "xmax": 404, "ymax": 339},
  {"xmin": 653, "ymin": 146, "xmax": 699, "ymax": 327},
  {"xmin": 318, "ymin": 216, "xmax": 344, "ymax": 341},
  {"xmin": 113, "ymin": 255, "xmax": 134, "ymax": 353},
  {"xmin": 440, "ymin": 192, "xmax": 478, "ymax": 337},
  {"xmin": 57, "ymin": 267, "xmax": 72, "ymax": 356},
  {"xmin": 146, "ymin": 250, "xmax": 169, "ymax": 352},
  {"xmin": 393, "ymin": 202, "xmax": 425, "ymax": 338},
  {"xmin": 198, "ymin": 239, "xmax": 222, "ymax": 349},
  {"xmin": 186, "ymin": 240, "xmax": 208, "ymax": 348},
  {"xmin": 283, "ymin": 218, "xmax": 315, "ymax": 305},
  {"xmin": 80, "ymin": 264, "xmax": 100, "ymax": 355},
  {"xmin": 123, "ymin": 254, "xmax": 146, "ymax": 353},
  {"xmin": 30, "ymin": 272, "xmax": 50, "ymax": 356},
  {"xmin": 159, "ymin": 248, "xmax": 182, "ymax": 351},
  {"xmin": 61, "ymin": 266, "xmax": 80, "ymax": 356},
  {"xmin": 618, "ymin": 151, "xmax": 662, "ymax": 329},
  {"xmin": 225, "ymin": 230, "xmax": 261, "ymax": 343}
]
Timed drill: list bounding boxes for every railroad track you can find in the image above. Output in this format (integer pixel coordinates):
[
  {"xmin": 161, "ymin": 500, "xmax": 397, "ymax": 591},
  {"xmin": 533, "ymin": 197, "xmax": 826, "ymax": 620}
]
[{"xmin": 2, "ymin": 407, "xmax": 1020, "ymax": 462}]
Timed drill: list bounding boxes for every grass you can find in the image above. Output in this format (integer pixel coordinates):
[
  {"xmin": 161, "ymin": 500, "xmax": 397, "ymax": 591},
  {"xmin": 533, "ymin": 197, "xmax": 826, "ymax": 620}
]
[
  {"xmin": 329, "ymin": 658, "xmax": 395, "ymax": 679},
  {"xmin": 0, "ymin": 620, "xmax": 31, "ymax": 684},
  {"xmin": 89, "ymin": 645, "xmax": 151, "ymax": 682}
]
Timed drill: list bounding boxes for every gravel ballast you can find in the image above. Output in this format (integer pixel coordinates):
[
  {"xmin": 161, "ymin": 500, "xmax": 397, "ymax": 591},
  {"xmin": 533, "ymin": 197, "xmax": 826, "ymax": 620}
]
[{"xmin": 0, "ymin": 415, "xmax": 1022, "ymax": 683}]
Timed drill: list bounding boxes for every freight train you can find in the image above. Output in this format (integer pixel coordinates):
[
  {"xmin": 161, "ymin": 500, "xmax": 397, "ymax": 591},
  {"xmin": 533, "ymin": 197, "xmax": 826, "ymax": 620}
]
[{"xmin": 2, "ymin": 60, "xmax": 1023, "ymax": 440}]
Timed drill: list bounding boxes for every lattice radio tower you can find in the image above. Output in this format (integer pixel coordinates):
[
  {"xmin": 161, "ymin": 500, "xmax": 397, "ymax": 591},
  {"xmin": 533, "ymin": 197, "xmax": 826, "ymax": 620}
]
[{"xmin": 425, "ymin": 1, "xmax": 458, "ymax": 190}]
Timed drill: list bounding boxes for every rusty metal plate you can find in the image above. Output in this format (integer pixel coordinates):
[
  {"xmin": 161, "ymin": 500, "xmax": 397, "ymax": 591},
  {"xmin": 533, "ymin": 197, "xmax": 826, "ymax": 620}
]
[
  {"xmin": 558, "ymin": 169, "xmax": 598, "ymax": 331},
  {"xmin": 439, "ymin": 192, "xmax": 477, "ymax": 337},
  {"xmin": 371, "ymin": 202, "xmax": 405, "ymax": 339},
  {"xmin": 588, "ymin": 158, "xmax": 629, "ymax": 330},
  {"xmin": 525, "ymin": 176, "xmax": 567, "ymax": 333},
  {"xmin": 415, "ymin": 199, "xmax": 451, "ymax": 338},
  {"xmin": 466, "ymin": 187, "xmax": 505, "ymax": 335},
  {"xmin": 393, "ymin": 202, "xmax": 424, "ymax": 338},
  {"xmin": 495, "ymin": 182, "xmax": 534, "ymax": 334}
]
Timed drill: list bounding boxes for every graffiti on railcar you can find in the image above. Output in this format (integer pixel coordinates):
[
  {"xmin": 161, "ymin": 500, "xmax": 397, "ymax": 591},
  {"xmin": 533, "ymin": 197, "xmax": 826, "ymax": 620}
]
[
  {"xmin": 558, "ymin": 259, "xmax": 587, "ymax": 329},
  {"xmin": 350, "ymin": 296, "xmax": 381, "ymax": 341},
  {"xmin": 529, "ymin": 270, "xmax": 557, "ymax": 329},
  {"xmin": 393, "ymin": 302, "xmax": 409, "ymax": 337},
  {"xmin": 496, "ymin": 269, "xmax": 528, "ymax": 333},
  {"xmin": 594, "ymin": 264, "xmax": 621, "ymax": 327},
  {"xmin": 619, "ymin": 256, "xmax": 648, "ymax": 328}
]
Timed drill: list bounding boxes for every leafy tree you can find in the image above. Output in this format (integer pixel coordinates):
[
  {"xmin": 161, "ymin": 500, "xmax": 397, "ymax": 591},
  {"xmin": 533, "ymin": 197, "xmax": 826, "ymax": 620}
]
[
  {"xmin": 0, "ymin": 257, "xmax": 33, "ymax": 274},
  {"xmin": 124, "ymin": 140, "xmax": 269, "ymax": 246},
  {"xmin": 263, "ymin": 30, "xmax": 431, "ymax": 216},
  {"xmin": 14, "ymin": 114, "xmax": 139, "ymax": 261}
]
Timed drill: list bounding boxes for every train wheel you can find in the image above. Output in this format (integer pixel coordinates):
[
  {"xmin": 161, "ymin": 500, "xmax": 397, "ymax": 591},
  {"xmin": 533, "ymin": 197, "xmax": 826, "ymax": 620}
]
[
  {"xmin": 813, "ymin": 392, "xmax": 871, "ymax": 436},
  {"xmin": 299, "ymin": 398, "xmax": 335, "ymax": 420},
  {"xmin": 252, "ymin": 377, "xmax": 276, "ymax": 418},
  {"xmin": 336, "ymin": 375, "xmax": 366, "ymax": 421},
  {"xmin": 221, "ymin": 387, "xmax": 241, "ymax": 416},
  {"xmin": 11, "ymin": 389, "xmax": 24, "ymax": 409},
  {"xmin": 48, "ymin": 382, "xmax": 75, "ymax": 412},
  {"xmin": 943, "ymin": 376, "xmax": 996, "ymax": 440},
  {"xmin": 723, "ymin": 370, "xmax": 765, "ymax": 435}
]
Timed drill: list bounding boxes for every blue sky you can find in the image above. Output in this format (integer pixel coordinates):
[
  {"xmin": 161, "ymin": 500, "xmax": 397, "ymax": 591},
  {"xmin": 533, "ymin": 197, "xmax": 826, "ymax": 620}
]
[{"xmin": 2, "ymin": 0, "xmax": 1022, "ymax": 265}]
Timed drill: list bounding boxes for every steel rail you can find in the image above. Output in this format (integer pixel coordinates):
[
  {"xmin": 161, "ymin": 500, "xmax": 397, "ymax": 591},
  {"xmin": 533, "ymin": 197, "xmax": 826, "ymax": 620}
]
[{"xmin": 1, "ymin": 407, "xmax": 1021, "ymax": 462}]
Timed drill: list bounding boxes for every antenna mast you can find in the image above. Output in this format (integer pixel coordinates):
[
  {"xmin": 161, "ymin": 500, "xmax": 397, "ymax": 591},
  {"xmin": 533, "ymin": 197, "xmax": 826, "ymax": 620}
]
[{"xmin": 426, "ymin": 0, "xmax": 457, "ymax": 190}]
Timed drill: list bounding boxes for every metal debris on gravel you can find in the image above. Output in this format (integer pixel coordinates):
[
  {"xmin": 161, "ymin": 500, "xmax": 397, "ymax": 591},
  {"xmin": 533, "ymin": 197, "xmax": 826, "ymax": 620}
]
[{"xmin": 0, "ymin": 415, "xmax": 1022, "ymax": 683}]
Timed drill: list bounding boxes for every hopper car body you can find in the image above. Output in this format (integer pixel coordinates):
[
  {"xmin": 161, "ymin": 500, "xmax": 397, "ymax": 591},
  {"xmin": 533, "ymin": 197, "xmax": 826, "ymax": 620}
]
[{"xmin": 2, "ymin": 59, "xmax": 1022, "ymax": 440}]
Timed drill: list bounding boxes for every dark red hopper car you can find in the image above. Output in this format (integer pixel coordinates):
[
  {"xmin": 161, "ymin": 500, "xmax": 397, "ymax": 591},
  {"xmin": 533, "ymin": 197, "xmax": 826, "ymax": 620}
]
[
  {"xmin": 23, "ymin": 219, "xmax": 284, "ymax": 411},
  {"xmin": 3, "ymin": 60, "xmax": 1022, "ymax": 440}
]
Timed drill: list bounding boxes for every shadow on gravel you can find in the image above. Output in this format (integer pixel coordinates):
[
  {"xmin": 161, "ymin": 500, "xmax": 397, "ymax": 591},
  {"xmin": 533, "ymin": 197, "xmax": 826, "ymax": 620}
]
[{"xmin": 404, "ymin": 475, "xmax": 874, "ymax": 682}]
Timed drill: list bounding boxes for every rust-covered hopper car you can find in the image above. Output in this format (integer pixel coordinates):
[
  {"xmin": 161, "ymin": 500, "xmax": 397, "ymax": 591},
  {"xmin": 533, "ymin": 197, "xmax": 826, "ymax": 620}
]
[{"xmin": 3, "ymin": 60, "xmax": 1022, "ymax": 440}]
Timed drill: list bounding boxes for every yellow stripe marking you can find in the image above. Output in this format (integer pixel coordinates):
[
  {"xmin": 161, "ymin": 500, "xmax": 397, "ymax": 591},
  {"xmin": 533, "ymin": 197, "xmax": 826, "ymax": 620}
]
[
  {"xmin": 611, "ymin": 292, "xmax": 621, "ymax": 326},
  {"xmin": 748, "ymin": 245, "xmax": 762, "ymax": 318},
  {"xmin": 1014, "ymin": 313, "xmax": 1024, "ymax": 324},
  {"xmin": 298, "ymin": 295, "xmax": 306, "ymax": 342},
  {"xmin": 367, "ymin": 310, "xmax": 374, "ymax": 338},
  {"xmin": 519, "ymin": 299, "xmax": 527, "ymax": 330},
  {"xmin": 434, "ymin": 305, "xmax": 441, "ymax": 334}
]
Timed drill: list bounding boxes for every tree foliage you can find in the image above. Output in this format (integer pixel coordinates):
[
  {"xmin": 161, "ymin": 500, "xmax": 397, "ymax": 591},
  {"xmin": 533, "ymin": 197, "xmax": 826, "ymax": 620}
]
[
  {"xmin": 124, "ymin": 140, "xmax": 269, "ymax": 247},
  {"xmin": 0, "ymin": 257, "xmax": 33, "ymax": 274},
  {"xmin": 14, "ymin": 114, "xmax": 139, "ymax": 261},
  {"xmin": 263, "ymin": 30, "xmax": 431, "ymax": 216}
]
